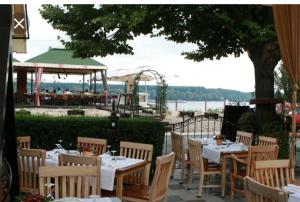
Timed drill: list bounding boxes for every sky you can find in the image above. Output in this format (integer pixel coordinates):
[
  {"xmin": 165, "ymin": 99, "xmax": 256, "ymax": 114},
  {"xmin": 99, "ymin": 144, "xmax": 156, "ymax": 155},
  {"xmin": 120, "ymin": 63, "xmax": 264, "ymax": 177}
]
[{"xmin": 14, "ymin": 4, "xmax": 255, "ymax": 93}]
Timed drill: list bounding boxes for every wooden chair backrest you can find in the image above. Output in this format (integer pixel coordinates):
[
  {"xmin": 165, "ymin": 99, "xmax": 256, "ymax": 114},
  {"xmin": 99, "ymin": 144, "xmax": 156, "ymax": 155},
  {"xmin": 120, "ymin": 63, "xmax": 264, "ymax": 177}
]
[
  {"xmin": 258, "ymin": 136, "xmax": 278, "ymax": 147},
  {"xmin": 247, "ymin": 146, "xmax": 279, "ymax": 177},
  {"xmin": 149, "ymin": 152, "xmax": 175, "ymax": 201},
  {"xmin": 236, "ymin": 131, "xmax": 253, "ymax": 146},
  {"xmin": 39, "ymin": 166, "xmax": 100, "ymax": 199},
  {"xmin": 17, "ymin": 136, "xmax": 31, "ymax": 149},
  {"xmin": 18, "ymin": 148, "xmax": 46, "ymax": 193},
  {"xmin": 244, "ymin": 176, "xmax": 288, "ymax": 202},
  {"xmin": 58, "ymin": 154, "xmax": 101, "ymax": 195},
  {"xmin": 253, "ymin": 159, "xmax": 294, "ymax": 188},
  {"xmin": 77, "ymin": 137, "xmax": 107, "ymax": 156},
  {"xmin": 187, "ymin": 139, "xmax": 204, "ymax": 173},
  {"xmin": 59, "ymin": 153, "xmax": 100, "ymax": 166},
  {"xmin": 120, "ymin": 141, "xmax": 153, "ymax": 184},
  {"xmin": 171, "ymin": 133, "xmax": 185, "ymax": 162}
]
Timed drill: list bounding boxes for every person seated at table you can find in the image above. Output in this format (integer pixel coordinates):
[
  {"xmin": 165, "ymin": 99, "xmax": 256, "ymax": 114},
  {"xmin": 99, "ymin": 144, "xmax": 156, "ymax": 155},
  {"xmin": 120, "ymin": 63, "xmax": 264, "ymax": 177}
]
[
  {"xmin": 64, "ymin": 89, "xmax": 72, "ymax": 95},
  {"xmin": 40, "ymin": 88, "xmax": 46, "ymax": 95},
  {"xmin": 45, "ymin": 89, "xmax": 50, "ymax": 95},
  {"xmin": 50, "ymin": 89, "xmax": 56, "ymax": 96},
  {"xmin": 56, "ymin": 87, "xmax": 63, "ymax": 95},
  {"xmin": 84, "ymin": 89, "xmax": 93, "ymax": 96}
]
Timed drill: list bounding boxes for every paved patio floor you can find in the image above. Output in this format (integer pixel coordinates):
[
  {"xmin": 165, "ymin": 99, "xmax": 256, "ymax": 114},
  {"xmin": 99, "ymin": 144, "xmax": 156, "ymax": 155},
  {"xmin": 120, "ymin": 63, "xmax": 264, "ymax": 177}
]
[{"xmin": 167, "ymin": 163, "xmax": 300, "ymax": 202}]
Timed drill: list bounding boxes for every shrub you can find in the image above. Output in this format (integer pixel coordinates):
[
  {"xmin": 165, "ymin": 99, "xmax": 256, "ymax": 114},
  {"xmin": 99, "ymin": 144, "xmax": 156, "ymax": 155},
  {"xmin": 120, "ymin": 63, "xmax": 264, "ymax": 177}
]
[
  {"xmin": 15, "ymin": 114, "xmax": 165, "ymax": 172},
  {"xmin": 238, "ymin": 111, "xmax": 256, "ymax": 133},
  {"xmin": 261, "ymin": 116, "xmax": 289, "ymax": 159}
]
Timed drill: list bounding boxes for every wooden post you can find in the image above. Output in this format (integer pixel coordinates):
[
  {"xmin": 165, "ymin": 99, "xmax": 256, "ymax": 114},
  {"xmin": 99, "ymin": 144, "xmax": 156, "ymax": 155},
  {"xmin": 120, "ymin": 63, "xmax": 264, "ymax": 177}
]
[
  {"xmin": 30, "ymin": 71, "xmax": 33, "ymax": 95},
  {"xmin": 94, "ymin": 71, "xmax": 96, "ymax": 94},
  {"xmin": 82, "ymin": 74, "xmax": 85, "ymax": 93},
  {"xmin": 89, "ymin": 73, "xmax": 92, "ymax": 91},
  {"xmin": 205, "ymin": 100, "xmax": 207, "ymax": 112},
  {"xmin": 175, "ymin": 100, "xmax": 178, "ymax": 111}
]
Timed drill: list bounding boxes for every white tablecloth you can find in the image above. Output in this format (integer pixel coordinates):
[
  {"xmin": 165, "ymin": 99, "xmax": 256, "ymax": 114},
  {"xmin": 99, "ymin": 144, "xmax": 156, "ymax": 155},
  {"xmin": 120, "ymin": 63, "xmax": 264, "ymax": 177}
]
[
  {"xmin": 282, "ymin": 184, "xmax": 300, "ymax": 202},
  {"xmin": 45, "ymin": 151, "xmax": 144, "ymax": 191},
  {"xmin": 54, "ymin": 197, "xmax": 121, "ymax": 202},
  {"xmin": 202, "ymin": 143, "xmax": 247, "ymax": 163}
]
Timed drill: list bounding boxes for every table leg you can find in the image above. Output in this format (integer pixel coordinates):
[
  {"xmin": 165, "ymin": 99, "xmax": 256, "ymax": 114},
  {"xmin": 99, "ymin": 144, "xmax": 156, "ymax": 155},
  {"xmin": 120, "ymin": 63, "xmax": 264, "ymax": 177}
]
[
  {"xmin": 221, "ymin": 155, "xmax": 227, "ymax": 197},
  {"xmin": 116, "ymin": 174, "xmax": 124, "ymax": 200}
]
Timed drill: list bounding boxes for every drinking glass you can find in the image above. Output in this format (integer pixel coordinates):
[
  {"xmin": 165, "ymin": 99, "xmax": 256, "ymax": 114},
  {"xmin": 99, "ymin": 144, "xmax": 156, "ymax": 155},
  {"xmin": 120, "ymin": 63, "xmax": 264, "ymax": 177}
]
[
  {"xmin": 88, "ymin": 195, "xmax": 100, "ymax": 202},
  {"xmin": 54, "ymin": 143, "xmax": 60, "ymax": 153},
  {"xmin": 45, "ymin": 182, "xmax": 54, "ymax": 200},
  {"xmin": 111, "ymin": 150, "xmax": 117, "ymax": 168},
  {"xmin": 106, "ymin": 145, "xmax": 111, "ymax": 156}
]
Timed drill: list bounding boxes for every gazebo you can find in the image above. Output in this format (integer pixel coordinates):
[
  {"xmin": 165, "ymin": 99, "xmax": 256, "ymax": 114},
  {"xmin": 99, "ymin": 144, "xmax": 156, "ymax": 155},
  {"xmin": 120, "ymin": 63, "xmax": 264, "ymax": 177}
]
[{"xmin": 13, "ymin": 47, "xmax": 108, "ymax": 106}]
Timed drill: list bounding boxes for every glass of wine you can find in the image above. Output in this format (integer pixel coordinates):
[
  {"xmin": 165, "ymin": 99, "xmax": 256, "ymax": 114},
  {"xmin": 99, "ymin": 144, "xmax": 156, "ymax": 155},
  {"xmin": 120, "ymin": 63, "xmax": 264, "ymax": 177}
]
[
  {"xmin": 106, "ymin": 145, "xmax": 111, "ymax": 157},
  {"xmin": 111, "ymin": 150, "xmax": 117, "ymax": 168},
  {"xmin": 45, "ymin": 182, "xmax": 54, "ymax": 200}
]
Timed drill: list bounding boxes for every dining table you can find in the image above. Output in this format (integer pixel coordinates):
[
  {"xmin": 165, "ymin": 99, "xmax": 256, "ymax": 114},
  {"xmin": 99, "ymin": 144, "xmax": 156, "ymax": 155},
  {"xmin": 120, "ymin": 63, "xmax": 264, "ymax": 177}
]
[
  {"xmin": 282, "ymin": 184, "xmax": 300, "ymax": 202},
  {"xmin": 46, "ymin": 150, "xmax": 149, "ymax": 200},
  {"xmin": 194, "ymin": 137, "xmax": 248, "ymax": 197}
]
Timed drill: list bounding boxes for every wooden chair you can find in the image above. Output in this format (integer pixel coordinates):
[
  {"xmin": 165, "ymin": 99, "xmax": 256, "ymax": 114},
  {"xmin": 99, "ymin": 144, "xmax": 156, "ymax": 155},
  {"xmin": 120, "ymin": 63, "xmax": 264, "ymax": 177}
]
[
  {"xmin": 120, "ymin": 141, "xmax": 153, "ymax": 185},
  {"xmin": 77, "ymin": 137, "xmax": 107, "ymax": 156},
  {"xmin": 59, "ymin": 154, "xmax": 101, "ymax": 195},
  {"xmin": 17, "ymin": 136, "xmax": 31, "ymax": 149},
  {"xmin": 244, "ymin": 176, "xmax": 288, "ymax": 202},
  {"xmin": 187, "ymin": 139, "xmax": 221, "ymax": 197},
  {"xmin": 253, "ymin": 159, "xmax": 300, "ymax": 188},
  {"xmin": 230, "ymin": 146, "xmax": 279, "ymax": 199},
  {"xmin": 171, "ymin": 132, "xmax": 190, "ymax": 182},
  {"xmin": 122, "ymin": 152, "xmax": 175, "ymax": 202},
  {"xmin": 39, "ymin": 165, "xmax": 100, "ymax": 199},
  {"xmin": 257, "ymin": 136, "xmax": 278, "ymax": 146},
  {"xmin": 18, "ymin": 148, "xmax": 46, "ymax": 193},
  {"xmin": 236, "ymin": 131, "xmax": 253, "ymax": 146}
]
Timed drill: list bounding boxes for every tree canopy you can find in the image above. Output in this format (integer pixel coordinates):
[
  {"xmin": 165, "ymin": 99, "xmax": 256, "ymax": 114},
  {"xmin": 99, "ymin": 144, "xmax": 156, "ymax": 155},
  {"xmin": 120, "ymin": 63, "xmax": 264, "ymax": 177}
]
[{"xmin": 40, "ymin": 5, "xmax": 277, "ymax": 61}]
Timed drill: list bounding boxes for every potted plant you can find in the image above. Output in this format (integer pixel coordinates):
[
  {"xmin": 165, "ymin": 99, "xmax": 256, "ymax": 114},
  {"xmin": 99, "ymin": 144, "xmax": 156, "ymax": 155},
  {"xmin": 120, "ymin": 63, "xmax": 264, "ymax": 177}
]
[
  {"xmin": 15, "ymin": 193, "xmax": 54, "ymax": 202},
  {"xmin": 79, "ymin": 145, "xmax": 93, "ymax": 157}
]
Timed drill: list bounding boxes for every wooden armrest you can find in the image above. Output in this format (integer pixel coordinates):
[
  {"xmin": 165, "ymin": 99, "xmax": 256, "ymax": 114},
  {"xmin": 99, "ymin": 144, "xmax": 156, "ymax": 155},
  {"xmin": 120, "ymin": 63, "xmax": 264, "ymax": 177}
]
[
  {"xmin": 116, "ymin": 161, "xmax": 150, "ymax": 176},
  {"xmin": 229, "ymin": 154, "xmax": 247, "ymax": 165}
]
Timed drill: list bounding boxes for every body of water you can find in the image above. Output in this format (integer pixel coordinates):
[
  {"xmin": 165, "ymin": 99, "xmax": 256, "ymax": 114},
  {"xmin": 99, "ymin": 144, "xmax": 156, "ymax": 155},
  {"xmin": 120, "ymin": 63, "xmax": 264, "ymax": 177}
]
[{"xmin": 166, "ymin": 100, "xmax": 225, "ymax": 112}]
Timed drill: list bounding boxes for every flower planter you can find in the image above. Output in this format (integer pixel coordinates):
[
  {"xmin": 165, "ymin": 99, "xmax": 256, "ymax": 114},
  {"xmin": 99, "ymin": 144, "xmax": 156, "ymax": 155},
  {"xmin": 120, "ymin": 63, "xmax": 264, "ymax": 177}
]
[{"xmin": 67, "ymin": 110, "xmax": 85, "ymax": 116}]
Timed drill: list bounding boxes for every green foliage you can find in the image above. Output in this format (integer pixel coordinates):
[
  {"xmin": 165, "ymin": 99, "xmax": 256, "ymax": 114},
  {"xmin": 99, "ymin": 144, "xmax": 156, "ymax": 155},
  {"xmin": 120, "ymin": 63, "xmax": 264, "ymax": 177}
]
[
  {"xmin": 274, "ymin": 62, "xmax": 300, "ymax": 102},
  {"xmin": 261, "ymin": 116, "xmax": 289, "ymax": 159},
  {"xmin": 40, "ymin": 5, "xmax": 276, "ymax": 61},
  {"xmin": 15, "ymin": 114, "xmax": 165, "ymax": 170},
  {"xmin": 238, "ymin": 111, "xmax": 256, "ymax": 133}
]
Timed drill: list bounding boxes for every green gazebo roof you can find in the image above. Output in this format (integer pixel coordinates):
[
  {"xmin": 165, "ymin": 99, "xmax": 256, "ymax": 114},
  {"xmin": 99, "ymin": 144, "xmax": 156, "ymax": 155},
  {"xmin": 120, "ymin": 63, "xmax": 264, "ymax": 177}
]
[
  {"xmin": 14, "ymin": 48, "xmax": 107, "ymax": 74},
  {"xmin": 26, "ymin": 48, "xmax": 105, "ymax": 66}
]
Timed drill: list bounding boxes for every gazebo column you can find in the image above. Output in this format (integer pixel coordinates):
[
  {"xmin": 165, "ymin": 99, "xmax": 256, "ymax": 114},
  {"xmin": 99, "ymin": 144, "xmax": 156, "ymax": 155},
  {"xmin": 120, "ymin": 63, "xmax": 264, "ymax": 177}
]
[
  {"xmin": 90, "ymin": 72, "xmax": 92, "ymax": 91},
  {"xmin": 30, "ymin": 71, "xmax": 33, "ymax": 95},
  {"xmin": 101, "ymin": 70, "xmax": 108, "ymax": 106},
  {"xmin": 94, "ymin": 70, "xmax": 96, "ymax": 94},
  {"xmin": 82, "ymin": 74, "xmax": 85, "ymax": 93}
]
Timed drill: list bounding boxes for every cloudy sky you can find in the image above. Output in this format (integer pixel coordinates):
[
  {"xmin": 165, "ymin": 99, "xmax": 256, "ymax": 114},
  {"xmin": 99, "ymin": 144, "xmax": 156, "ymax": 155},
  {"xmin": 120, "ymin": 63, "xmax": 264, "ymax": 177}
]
[{"xmin": 14, "ymin": 4, "xmax": 255, "ymax": 92}]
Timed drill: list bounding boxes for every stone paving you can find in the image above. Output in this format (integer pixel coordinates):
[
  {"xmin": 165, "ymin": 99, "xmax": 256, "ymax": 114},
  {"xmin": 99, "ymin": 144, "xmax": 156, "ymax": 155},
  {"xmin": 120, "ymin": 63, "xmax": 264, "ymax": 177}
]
[
  {"xmin": 167, "ymin": 159, "xmax": 300, "ymax": 202},
  {"xmin": 163, "ymin": 135, "xmax": 300, "ymax": 202}
]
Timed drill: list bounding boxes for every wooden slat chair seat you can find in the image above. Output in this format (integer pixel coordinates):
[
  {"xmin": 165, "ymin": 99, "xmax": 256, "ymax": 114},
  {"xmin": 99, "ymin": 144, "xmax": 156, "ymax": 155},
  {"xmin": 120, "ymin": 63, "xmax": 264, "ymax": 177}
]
[
  {"xmin": 120, "ymin": 141, "xmax": 153, "ymax": 185},
  {"xmin": 187, "ymin": 139, "xmax": 221, "ymax": 197},
  {"xmin": 17, "ymin": 136, "xmax": 31, "ymax": 149},
  {"xmin": 39, "ymin": 166, "xmax": 100, "ymax": 199},
  {"xmin": 253, "ymin": 159, "xmax": 300, "ymax": 188},
  {"xmin": 244, "ymin": 176, "xmax": 288, "ymax": 202},
  {"xmin": 77, "ymin": 137, "xmax": 107, "ymax": 156},
  {"xmin": 122, "ymin": 152, "xmax": 175, "ymax": 202},
  {"xmin": 258, "ymin": 136, "xmax": 278, "ymax": 146},
  {"xmin": 230, "ymin": 146, "xmax": 279, "ymax": 199},
  {"xmin": 59, "ymin": 154, "xmax": 101, "ymax": 196},
  {"xmin": 18, "ymin": 148, "xmax": 46, "ymax": 193},
  {"xmin": 171, "ymin": 132, "xmax": 190, "ymax": 183},
  {"xmin": 236, "ymin": 131, "xmax": 253, "ymax": 146}
]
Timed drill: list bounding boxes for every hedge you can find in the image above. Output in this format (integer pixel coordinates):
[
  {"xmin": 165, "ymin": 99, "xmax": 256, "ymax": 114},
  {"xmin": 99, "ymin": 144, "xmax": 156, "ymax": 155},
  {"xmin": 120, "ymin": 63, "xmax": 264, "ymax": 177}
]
[{"xmin": 15, "ymin": 114, "xmax": 165, "ymax": 172}]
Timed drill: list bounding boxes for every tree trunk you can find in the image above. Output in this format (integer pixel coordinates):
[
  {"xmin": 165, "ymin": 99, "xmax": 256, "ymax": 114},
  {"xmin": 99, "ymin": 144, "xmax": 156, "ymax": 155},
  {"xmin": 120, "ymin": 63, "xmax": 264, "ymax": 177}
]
[{"xmin": 247, "ymin": 42, "xmax": 281, "ymax": 131}]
